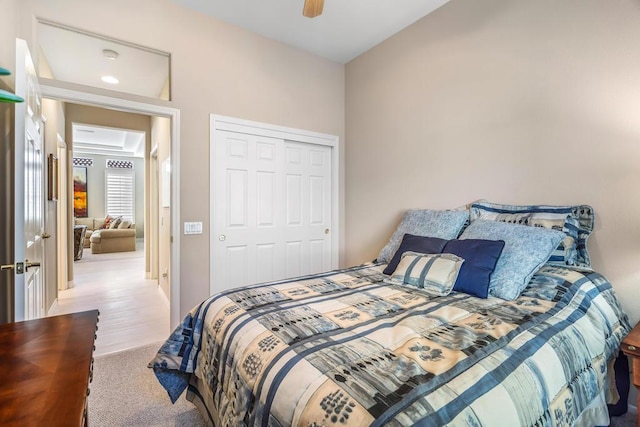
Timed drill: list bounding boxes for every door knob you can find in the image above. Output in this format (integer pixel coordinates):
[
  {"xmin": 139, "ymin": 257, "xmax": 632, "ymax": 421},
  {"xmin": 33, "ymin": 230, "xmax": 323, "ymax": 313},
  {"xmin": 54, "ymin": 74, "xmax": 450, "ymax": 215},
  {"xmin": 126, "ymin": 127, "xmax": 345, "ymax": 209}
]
[
  {"xmin": 324, "ymin": 229, "xmax": 330, "ymax": 234},
  {"xmin": 0, "ymin": 264, "xmax": 14, "ymax": 271},
  {"xmin": 25, "ymin": 259, "xmax": 41, "ymax": 272},
  {"xmin": 41, "ymin": 232, "xmax": 51, "ymax": 239},
  {"xmin": 218, "ymin": 235, "xmax": 226, "ymax": 242}
]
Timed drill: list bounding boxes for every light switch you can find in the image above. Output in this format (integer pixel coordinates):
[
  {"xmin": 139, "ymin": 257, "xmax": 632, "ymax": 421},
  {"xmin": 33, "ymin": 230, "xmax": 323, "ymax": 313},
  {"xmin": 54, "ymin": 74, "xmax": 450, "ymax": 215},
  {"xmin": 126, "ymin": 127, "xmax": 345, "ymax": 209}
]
[{"xmin": 184, "ymin": 222, "xmax": 203, "ymax": 235}]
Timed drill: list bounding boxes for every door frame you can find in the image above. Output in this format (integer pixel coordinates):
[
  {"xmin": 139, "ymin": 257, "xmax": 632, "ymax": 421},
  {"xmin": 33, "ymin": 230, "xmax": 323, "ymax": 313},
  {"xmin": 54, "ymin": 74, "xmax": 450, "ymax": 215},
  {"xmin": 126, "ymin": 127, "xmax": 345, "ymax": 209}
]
[
  {"xmin": 40, "ymin": 78, "xmax": 182, "ymax": 328},
  {"xmin": 209, "ymin": 114, "xmax": 340, "ymax": 295},
  {"xmin": 56, "ymin": 133, "xmax": 68, "ymax": 294}
]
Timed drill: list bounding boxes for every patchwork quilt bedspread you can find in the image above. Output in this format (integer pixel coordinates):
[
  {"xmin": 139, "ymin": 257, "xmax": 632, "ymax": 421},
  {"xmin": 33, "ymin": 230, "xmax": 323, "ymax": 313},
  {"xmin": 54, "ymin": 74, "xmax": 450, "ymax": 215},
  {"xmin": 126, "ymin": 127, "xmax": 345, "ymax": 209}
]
[{"xmin": 150, "ymin": 263, "xmax": 630, "ymax": 426}]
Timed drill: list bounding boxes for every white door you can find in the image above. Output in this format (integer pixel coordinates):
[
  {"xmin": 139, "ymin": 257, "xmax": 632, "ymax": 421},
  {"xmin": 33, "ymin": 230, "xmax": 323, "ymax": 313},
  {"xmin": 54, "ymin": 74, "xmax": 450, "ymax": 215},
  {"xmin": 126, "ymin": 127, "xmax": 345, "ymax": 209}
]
[
  {"xmin": 14, "ymin": 39, "xmax": 45, "ymax": 321},
  {"xmin": 282, "ymin": 141, "xmax": 332, "ymax": 278},
  {"xmin": 212, "ymin": 130, "xmax": 332, "ymax": 293}
]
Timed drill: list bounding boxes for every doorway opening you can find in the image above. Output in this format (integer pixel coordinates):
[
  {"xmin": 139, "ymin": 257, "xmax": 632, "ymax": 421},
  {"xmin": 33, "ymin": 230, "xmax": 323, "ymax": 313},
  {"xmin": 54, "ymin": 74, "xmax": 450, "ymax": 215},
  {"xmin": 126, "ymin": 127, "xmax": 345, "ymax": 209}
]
[{"xmin": 41, "ymin": 80, "xmax": 181, "ymax": 353}]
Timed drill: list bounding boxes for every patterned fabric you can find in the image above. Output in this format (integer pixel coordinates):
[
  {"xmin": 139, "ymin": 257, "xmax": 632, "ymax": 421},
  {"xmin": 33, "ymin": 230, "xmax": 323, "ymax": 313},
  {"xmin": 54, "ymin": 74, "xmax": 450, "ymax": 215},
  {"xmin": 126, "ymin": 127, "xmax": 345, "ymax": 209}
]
[
  {"xmin": 384, "ymin": 252, "xmax": 463, "ymax": 296},
  {"xmin": 101, "ymin": 215, "xmax": 115, "ymax": 229},
  {"xmin": 150, "ymin": 263, "xmax": 630, "ymax": 427},
  {"xmin": 377, "ymin": 209, "xmax": 469, "ymax": 263},
  {"xmin": 72, "ymin": 157, "xmax": 93, "ymax": 167},
  {"xmin": 106, "ymin": 159, "xmax": 134, "ymax": 169},
  {"xmin": 108, "ymin": 216, "xmax": 123, "ymax": 229},
  {"xmin": 73, "ymin": 225, "xmax": 86, "ymax": 260},
  {"xmin": 460, "ymin": 220, "xmax": 565, "ymax": 300},
  {"xmin": 469, "ymin": 202, "xmax": 594, "ymax": 268},
  {"xmin": 382, "ymin": 234, "xmax": 448, "ymax": 275}
]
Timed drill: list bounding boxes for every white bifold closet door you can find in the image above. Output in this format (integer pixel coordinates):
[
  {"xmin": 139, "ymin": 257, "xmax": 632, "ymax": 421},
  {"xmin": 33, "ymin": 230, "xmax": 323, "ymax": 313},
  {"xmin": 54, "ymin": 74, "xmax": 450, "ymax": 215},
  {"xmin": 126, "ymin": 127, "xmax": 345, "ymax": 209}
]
[{"xmin": 213, "ymin": 130, "xmax": 332, "ymax": 293}]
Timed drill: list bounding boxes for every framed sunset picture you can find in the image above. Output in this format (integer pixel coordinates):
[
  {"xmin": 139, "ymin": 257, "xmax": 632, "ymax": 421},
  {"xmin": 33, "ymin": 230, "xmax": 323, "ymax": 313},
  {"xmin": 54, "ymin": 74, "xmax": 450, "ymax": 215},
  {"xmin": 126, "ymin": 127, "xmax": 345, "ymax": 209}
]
[{"xmin": 73, "ymin": 166, "xmax": 88, "ymax": 217}]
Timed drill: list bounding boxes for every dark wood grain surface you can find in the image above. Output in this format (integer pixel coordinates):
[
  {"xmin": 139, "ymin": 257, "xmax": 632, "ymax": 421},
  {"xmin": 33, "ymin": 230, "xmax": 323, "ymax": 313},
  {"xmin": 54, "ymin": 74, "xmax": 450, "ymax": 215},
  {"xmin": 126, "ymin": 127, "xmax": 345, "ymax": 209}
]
[
  {"xmin": 621, "ymin": 321, "xmax": 640, "ymax": 427},
  {"xmin": 0, "ymin": 310, "xmax": 99, "ymax": 426}
]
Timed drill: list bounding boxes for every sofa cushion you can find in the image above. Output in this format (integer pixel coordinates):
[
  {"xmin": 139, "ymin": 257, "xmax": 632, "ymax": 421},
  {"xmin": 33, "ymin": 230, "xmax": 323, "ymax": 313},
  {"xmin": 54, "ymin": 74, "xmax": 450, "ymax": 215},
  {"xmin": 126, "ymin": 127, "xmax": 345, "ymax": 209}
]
[
  {"xmin": 75, "ymin": 218, "xmax": 94, "ymax": 229},
  {"xmin": 90, "ymin": 228, "xmax": 136, "ymax": 254}
]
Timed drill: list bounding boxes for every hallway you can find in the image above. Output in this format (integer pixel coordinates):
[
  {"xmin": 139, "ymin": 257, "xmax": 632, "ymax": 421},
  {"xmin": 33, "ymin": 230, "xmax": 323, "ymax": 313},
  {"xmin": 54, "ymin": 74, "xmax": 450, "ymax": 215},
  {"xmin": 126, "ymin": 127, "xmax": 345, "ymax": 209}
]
[{"xmin": 50, "ymin": 240, "xmax": 170, "ymax": 356}]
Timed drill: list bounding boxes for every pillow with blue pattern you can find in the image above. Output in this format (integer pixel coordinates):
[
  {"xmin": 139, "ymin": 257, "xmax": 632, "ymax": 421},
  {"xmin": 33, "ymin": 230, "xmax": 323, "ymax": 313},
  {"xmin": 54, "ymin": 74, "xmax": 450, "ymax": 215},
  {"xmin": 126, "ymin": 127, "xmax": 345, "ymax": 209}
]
[
  {"xmin": 377, "ymin": 209, "xmax": 469, "ymax": 264},
  {"xmin": 469, "ymin": 202, "xmax": 594, "ymax": 268},
  {"xmin": 460, "ymin": 219, "xmax": 565, "ymax": 300},
  {"xmin": 384, "ymin": 252, "xmax": 464, "ymax": 297}
]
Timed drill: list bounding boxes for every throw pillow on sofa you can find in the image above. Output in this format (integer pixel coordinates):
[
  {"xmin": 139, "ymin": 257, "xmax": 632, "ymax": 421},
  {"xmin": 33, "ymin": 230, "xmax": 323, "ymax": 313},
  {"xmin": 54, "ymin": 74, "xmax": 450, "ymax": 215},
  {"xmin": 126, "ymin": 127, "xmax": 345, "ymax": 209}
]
[
  {"xmin": 109, "ymin": 216, "xmax": 123, "ymax": 229},
  {"xmin": 118, "ymin": 219, "xmax": 133, "ymax": 229},
  {"xmin": 101, "ymin": 215, "xmax": 115, "ymax": 229}
]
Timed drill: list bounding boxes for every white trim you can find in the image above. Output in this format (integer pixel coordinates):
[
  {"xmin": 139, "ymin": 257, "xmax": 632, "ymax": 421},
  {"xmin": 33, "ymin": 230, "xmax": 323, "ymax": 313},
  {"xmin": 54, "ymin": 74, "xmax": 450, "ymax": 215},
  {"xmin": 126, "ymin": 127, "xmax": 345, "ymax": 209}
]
[
  {"xmin": 57, "ymin": 133, "xmax": 66, "ymax": 148},
  {"xmin": 40, "ymin": 78, "xmax": 182, "ymax": 328},
  {"xmin": 13, "ymin": 39, "xmax": 28, "ymax": 321},
  {"xmin": 47, "ymin": 298, "xmax": 58, "ymax": 316},
  {"xmin": 209, "ymin": 114, "xmax": 340, "ymax": 294},
  {"xmin": 158, "ymin": 285, "xmax": 170, "ymax": 308}
]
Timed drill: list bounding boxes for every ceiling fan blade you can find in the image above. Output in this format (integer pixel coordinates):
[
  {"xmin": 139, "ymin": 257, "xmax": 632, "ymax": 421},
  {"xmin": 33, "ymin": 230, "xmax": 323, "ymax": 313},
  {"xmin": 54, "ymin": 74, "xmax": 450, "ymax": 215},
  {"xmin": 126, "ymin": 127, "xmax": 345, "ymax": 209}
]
[{"xmin": 303, "ymin": 0, "xmax": 324, "ymax": 18}]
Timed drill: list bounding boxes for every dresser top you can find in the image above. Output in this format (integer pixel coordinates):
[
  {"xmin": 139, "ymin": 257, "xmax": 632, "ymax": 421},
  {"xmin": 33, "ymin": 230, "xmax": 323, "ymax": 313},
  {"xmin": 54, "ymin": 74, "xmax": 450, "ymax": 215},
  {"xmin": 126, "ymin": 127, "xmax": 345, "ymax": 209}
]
[
  {"xmin": 0, "ymin": 310, "xmax": 99, "ymax": 426},
  {"xmin": 623, "ymin": 321, "xmax": 640, "ymax": 348}
]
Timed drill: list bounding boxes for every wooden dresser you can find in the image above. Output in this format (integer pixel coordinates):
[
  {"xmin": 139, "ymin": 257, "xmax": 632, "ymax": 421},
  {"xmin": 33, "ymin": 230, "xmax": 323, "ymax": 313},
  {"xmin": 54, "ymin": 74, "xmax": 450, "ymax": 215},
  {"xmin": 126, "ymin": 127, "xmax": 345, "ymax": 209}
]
[
  {"xmin": 621, "ymin": 321, "xmax": 640, "ymax": 427},
  {"xmin": 0, "ymin": 310, "xmax": 99, "ymax": 426}
]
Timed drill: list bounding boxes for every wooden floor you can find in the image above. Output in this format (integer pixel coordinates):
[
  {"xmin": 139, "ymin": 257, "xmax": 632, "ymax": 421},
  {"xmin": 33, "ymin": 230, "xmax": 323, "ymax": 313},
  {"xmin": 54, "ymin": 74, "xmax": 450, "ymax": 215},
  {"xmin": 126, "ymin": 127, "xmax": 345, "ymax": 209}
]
[{"xmin": 50, "ymin": 240, "xmax": 170, "ymax": 356}]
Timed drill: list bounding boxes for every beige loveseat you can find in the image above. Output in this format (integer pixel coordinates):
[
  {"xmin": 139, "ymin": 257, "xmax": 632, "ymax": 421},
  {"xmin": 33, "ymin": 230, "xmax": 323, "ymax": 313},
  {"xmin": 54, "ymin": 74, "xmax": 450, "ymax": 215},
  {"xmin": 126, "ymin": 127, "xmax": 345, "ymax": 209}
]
[{"xmin": 74, "ymin": 217, "xmax": 136, "ymax": 254}]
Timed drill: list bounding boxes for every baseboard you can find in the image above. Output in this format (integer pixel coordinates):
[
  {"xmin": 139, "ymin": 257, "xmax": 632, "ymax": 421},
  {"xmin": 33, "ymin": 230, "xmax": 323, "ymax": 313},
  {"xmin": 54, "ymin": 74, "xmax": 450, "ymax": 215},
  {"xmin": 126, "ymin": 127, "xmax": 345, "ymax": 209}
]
[
  {"xmin": 158, "ymin": 286, "xmax": 170, "ymax": 308},
  {"xmin": 47, "ymin": 299, "xmax": 59, "ymax": 316}
]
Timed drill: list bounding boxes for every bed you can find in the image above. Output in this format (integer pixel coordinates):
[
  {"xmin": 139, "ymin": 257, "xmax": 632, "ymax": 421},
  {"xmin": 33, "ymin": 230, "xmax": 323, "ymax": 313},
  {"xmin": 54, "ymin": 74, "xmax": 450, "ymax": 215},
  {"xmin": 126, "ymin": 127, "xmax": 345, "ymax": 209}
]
[{"xmin": 150, "ymin": 203, "xmax": 631, "ymax": 426}]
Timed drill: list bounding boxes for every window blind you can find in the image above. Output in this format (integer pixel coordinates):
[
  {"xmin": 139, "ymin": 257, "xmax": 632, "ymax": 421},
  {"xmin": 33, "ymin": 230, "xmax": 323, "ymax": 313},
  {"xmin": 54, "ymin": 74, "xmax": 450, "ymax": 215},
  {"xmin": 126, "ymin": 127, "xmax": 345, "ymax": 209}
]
[{"xmin": 106, "ymin": 170, "xmax": 135, "ymax": 221}]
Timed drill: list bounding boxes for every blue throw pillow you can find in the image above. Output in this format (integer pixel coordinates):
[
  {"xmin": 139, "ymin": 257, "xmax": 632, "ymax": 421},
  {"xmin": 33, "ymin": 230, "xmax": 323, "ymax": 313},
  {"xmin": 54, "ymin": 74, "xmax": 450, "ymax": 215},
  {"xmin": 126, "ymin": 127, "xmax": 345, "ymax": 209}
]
[
  {"xmin": 460, "ymin": 220, "xmax": 566, "ymax": 300},
  {"xmin": 442, "ymin": 239, "xmax": 505, "ymax": 298},
  {"xmin": 383, "ymin": 234, "xmax": 448, "ymax": 275}
]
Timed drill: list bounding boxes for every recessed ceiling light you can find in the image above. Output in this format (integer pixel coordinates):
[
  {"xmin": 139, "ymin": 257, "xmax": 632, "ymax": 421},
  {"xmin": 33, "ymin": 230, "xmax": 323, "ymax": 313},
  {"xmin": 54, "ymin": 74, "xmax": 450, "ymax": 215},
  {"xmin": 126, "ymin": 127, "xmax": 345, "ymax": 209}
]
[
  {"xmin": 101, "ymin": 75, "xmax": 119, "ymax": 84},
  {"xmin": 102, "ymin": 49, "xmax": 119, "ymax": 60}
]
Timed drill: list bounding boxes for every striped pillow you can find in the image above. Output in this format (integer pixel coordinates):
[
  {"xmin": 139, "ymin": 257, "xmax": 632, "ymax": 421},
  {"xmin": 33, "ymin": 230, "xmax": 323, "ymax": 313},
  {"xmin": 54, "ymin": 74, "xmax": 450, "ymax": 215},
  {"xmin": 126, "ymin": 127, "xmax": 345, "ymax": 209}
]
[
  {"xmin": 469, "ymin": 202, "xmax": 594, "ymax": 268},
  {"xmin": 385, "ymin": 252, "xmax": 464, "ymax": 296}
]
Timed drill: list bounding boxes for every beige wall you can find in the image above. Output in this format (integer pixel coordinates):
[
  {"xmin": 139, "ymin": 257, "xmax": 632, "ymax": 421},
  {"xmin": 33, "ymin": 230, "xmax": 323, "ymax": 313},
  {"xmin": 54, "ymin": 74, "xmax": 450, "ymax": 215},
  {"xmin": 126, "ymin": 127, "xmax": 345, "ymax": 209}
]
[
  {"xmin": 346, "ymin": 0, "xmax": 640, "ymax": 324},
  {"xmin": 13, "ymin": 0, "xmax": 345, "ymax": 318}
]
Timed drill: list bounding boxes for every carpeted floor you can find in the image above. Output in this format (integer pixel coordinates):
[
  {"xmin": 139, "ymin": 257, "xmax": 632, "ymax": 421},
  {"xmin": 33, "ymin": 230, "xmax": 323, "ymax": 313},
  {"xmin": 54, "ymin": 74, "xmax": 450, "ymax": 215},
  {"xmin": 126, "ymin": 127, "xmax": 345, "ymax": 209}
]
[
  {"xmin": 610, "ymin": 407, "xmax": 637, "ymax": 427},
  {"xmin": 91, "ymin": 342, "xmax": 637, "ymax": 426},
  {"xmin": 89, "ymin": 342, "xmax": 206, "ymax": 427}
]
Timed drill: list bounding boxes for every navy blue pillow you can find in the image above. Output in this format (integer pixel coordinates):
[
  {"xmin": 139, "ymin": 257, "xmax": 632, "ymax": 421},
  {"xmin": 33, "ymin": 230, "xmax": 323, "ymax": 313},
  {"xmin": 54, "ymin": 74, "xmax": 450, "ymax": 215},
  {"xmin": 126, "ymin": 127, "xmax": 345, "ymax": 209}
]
[
  {"xmin": 383, "ymin": 234, "xmax": 448, "ymax": 275},
  {"xmin": 442, "ymin": 239, "xmax": 505, "ymax": 298}
]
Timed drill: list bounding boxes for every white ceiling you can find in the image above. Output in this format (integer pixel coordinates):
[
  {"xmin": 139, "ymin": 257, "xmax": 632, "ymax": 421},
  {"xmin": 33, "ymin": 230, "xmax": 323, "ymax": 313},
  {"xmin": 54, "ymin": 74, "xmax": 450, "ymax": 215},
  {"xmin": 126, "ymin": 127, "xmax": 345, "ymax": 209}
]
[
  {"xmin": 170, "ymin": 0, "xmax": 450, "ymax": 63},
  {"xmin": 38, "ymin": 22, "xmax": 169, "ymax": 99},
  {"xmin": 72, "ymin": 124, "xmax": 145, "ymax": 158}
]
